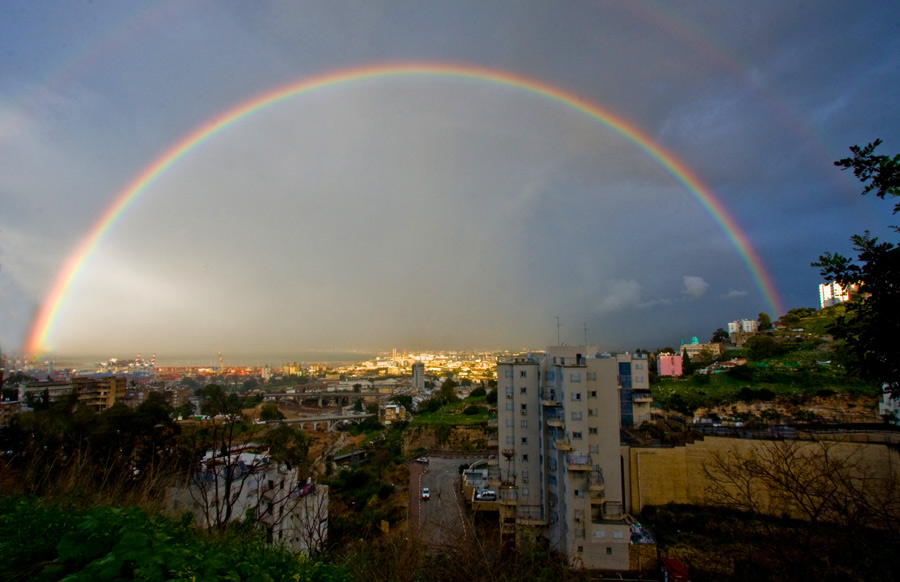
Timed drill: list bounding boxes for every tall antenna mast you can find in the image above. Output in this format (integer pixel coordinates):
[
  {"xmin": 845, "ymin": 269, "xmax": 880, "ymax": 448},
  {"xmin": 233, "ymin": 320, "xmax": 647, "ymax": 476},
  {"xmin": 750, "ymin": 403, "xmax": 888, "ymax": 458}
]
[
  {"xmin": 556, "ymin": 316, "xmax": 561, "ymax": 346},
  {"xmin": 583, "ymin": 322, "xmax": 588, "ymax": 346}
]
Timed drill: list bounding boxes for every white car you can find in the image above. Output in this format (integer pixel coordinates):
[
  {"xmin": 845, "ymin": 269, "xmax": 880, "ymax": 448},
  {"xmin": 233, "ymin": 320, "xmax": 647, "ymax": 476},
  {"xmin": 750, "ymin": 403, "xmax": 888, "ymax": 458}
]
[
  {"xmin": 415, "ymin": 457, "xmax": 429, "ymax": 464},
  {"xmin": 421, "ymin": 487, "xmax": 430, "ymax": 500}
]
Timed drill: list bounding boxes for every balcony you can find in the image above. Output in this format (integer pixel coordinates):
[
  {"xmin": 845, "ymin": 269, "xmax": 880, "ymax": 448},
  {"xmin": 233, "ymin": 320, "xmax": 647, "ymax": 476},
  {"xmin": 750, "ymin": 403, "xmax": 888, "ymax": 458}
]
[
  {"xmin": 517, "ymin": 505, "xmax": 546, "ymax": 526},
  {"xmin": 589, "ymin": 470, "xmax": 605, "ymax": 494},
  {"xmin": 500, "ymin": 489, "xmax": 518, "ymax": 505},
  {"xmin": 555, "ymin": 439, "xmax": 572, "ymax": 451},
  {"xmin": 633, "ymin": 392, "xmax": 653, "ymax": 403},
  {"xmin": 566, "ymin": 454, "xmax": 592, "ymax": 471},
  {"xmin": 546, "ymin": 409, "xmax": 565, "ymax": 428},
  {"xmin": 541, "ymin": 399, "xmax": 558, "ymax": 407}
]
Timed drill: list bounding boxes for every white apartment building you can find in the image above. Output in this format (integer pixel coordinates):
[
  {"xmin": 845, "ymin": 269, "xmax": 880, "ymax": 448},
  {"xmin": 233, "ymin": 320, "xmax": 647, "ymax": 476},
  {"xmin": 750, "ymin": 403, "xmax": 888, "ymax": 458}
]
[
  {"xmin": 727, "ymin": 318, "xmax": 758, "ymax": 346},
  {"xmin": 496, "ymin": 346, "xmax": 652, "ymax": 570},
  {"xmin": 166, "ymin": 451, "xmax": 328, "ymax": 555},
  {"xmin": 819, "ymin": 280, "xmax": 855, "ymax": 308}
]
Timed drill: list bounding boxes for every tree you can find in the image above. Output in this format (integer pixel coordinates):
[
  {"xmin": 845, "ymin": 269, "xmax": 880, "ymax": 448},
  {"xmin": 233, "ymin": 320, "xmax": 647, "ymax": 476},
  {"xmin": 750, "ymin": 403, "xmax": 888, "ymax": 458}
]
[
  {"xmin": 259, "ymin": 402, "xmax": 284, "ymax": 422},
  {"xmin": 745, "ymin": 334, "xmax": 780, "ymax": 361},
  {"xmin": 813, "ymin": 140, "xmax": 900, "ymax": 395},
  {"xmin": 702, "ymin": 439, "xmax": 900, "ymax": 579},
  {"xmin": 758, "ymin": 312, "xmax": 773, "ymax": 331},
  {"xmin": 710, "ymin": 328, "xmax": 729, "ymax": 344}
]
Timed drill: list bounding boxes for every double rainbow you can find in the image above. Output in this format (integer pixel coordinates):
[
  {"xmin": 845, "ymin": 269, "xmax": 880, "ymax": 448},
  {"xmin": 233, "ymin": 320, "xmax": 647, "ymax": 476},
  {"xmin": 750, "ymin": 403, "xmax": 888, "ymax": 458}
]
[{"xmin": 25, "ymin": 62, "xmax": 783, "ymax": 355}]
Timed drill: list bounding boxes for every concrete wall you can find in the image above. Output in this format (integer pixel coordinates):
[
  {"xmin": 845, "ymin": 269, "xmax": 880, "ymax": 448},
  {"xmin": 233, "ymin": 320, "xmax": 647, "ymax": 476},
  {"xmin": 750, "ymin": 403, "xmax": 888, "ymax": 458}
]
[{"xmin": 630, "ymin": 436, "xmax": 900, "ymax": 517}]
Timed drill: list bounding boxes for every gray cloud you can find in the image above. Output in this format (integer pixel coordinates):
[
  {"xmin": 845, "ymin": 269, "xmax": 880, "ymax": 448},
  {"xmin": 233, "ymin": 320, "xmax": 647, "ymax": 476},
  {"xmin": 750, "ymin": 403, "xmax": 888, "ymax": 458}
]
[
  {"xmin": 1, "ymin": 1, "xmax": 899, "ymax": 359},
  {"xmin": 682, "ymin": 276, "xmax": 710, "ymax": 299}
]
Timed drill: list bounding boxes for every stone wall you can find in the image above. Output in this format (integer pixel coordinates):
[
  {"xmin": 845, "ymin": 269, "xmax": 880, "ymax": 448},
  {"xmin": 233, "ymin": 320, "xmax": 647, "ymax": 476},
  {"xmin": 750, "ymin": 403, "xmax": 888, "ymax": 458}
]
[{"xmin": 402, "ymin": 425, "xmax": 489, "ymax": 453}]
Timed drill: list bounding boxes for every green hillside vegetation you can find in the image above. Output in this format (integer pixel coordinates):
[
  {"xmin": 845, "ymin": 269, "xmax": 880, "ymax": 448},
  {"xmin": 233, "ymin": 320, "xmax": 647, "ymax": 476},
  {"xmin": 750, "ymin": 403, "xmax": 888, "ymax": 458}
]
[
  {"xmin": 410, "ymin": 392, "xmax": 490, "ymax": 427},
  {"xmin": 0, "ymin": 496, "xmax": 348, "ymax": 582},
  {"xmin": 652, "ymin": 306, "xmax": 882, "ymax": 417}
]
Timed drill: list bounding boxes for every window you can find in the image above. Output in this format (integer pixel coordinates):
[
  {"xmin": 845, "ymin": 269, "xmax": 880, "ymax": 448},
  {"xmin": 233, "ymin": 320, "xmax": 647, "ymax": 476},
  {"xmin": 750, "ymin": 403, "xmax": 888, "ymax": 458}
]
[
  {"xmin": 572, "ymin": 431, "xmax": 583, "ymax": 439},
  {"xmin": 570, "ymin": 373, "xmax": 581, "ymax": 382},
  {"xmin": 522, "ymin": 454, "xmax": 528, "ymax": 462},
  {"xmin": 589, "ymin": 444, "xmax": 599, "ymax": 453},
  {"xmin": 574, "ymin": 489, "xmax": 583, "ymax": 498},
  {"xmin": 590, "ymin": 390, "xmax": 597, "ymax": 398},
  {"xmin": 546, "ymin": 371, "xmax": 555, "ymax": 381},
  {"xmin": 520, "ymin": 386, "xmax": 527, "ymax": 394},
  {"xmin": 578, "ymin": 546, "xmax": 584, "ymax": 553},
  {"xmin": 571, "ymin": 411, "xmax": 582, "ymax": 420},
  {"xmin": 589, "ymin": 427, "xmax": 598, "ymax": 435},
  {"xmin": 635, "ymin": 376, "xmax": 643, "ymax": 384},
  {"xmin": 505, "ymin": 370, "xmax": 513, "ymax": 378},
  {"xmin": 523, "ymin": 488, "xmax": 529, "ymax": 495},
  {"xmin": 606, "ymin": 547, "xmax": 612, "ymax": 555},
  {"xmin": 521, "ymin": 437, "xmax": 528, "ymax": 445},
  {"xmin": 506, "ymin": 419, "xmax": 514, "ymax": 427},
  {"xmin": 520, "ymin": 370, "xmax": 527, "ymax": 377},
  {"xmin": 506, "ymin": 402, "xmax": 513, "ymax": 411},
  {"xmin": 506, "ymin": 436, "xmax": 514, "ymax": 444},
  {"xmin": 586, "ymin": 372, "xmax": 596, "ymax": 381},
  {"xmin": 520, "ymin": 404, "xmax": 527, "ymax": 415},
  {"xmin": 589, "ymin": 408, "xmax": 598, "ymax": 416},
  {"xmin": 520, "ymin": 419, "xmax": 528, "ymax": 428},
  {"xmin": 635, "ymin": 363, "xmax": 643, "ymax": 370},
  {"xmin": 571, "ymin": 392, "xmax": 581, "ymax": 401},
  {"xmin": 614, "ymin": 531, "xmax": 624, "ymax": 539}
]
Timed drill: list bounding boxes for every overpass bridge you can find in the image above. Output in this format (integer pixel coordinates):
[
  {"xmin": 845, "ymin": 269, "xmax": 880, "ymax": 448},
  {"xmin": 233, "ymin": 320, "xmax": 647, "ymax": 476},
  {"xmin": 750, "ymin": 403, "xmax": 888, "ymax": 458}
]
[{"xmin": 274, "ymin": 412, "xmax": 376, "ymax": 431}]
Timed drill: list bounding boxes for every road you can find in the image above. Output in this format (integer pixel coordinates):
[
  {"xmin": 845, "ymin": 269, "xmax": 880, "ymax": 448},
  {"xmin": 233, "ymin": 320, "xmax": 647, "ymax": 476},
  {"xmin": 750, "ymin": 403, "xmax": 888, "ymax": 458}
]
[{"xmin": 409, "ymin": 455, "xmax": 483, "ymax": 549}]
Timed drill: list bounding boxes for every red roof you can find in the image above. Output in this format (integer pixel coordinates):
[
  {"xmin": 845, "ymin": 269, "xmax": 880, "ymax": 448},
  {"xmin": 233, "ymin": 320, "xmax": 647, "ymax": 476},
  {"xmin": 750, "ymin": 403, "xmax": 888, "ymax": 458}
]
[{"xmin": 660, "ymin": 557, "xmax": 690, "ymax": 581}]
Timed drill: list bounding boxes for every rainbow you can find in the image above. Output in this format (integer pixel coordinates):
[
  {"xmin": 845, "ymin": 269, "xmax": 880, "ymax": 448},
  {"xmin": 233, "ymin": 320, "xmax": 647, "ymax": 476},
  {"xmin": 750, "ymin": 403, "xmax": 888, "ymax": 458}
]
[{"xmin": 25, "ymin": 61, "xmax": 784, "ymax": 354}]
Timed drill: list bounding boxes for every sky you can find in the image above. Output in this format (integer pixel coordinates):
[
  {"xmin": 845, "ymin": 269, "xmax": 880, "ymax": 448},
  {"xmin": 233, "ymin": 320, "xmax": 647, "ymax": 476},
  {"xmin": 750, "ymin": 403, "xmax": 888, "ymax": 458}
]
[{"xmin": 2, "ymin": 1, "xmax": 899, "ymax": 364}]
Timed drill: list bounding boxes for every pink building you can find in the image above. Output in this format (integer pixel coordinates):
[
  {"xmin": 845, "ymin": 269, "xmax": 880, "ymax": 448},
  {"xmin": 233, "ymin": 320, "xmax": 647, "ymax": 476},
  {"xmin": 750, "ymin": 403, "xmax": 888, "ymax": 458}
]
[{"xmin": 658, "ymin": 354, "xmax": 683, "ymax": 377}]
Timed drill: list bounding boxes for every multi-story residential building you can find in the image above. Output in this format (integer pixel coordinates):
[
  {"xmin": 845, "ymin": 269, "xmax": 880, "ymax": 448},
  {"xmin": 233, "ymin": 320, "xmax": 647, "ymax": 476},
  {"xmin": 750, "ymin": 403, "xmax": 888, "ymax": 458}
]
[
  {"xmin": 657, "ymin": 353, "xmax": 683, "ymax": 377},
  {"xmin": 819, "ymin": 280, "xmax": 855, "ymax": 309},
  {"xmin": 727, "ymin": 319, "xmax": 758, "ymax": 347},
  {"xmin": 73, "ymin": 376, "xmax": 126, "ymax": 411},
  {"xmin": 166, "ymin": 450, "xmax": 328, "ymax": 555},
  {"xmin": 496, "ymin": 346, "xmax": 653, "ymax": 570},
  {"xmin": 411, "ymin": 361, "xmax": 425, "ymax": 391}
]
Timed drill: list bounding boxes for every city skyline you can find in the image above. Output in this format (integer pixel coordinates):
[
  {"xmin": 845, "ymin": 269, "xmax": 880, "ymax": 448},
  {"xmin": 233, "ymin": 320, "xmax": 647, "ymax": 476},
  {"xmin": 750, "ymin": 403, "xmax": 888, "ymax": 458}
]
[{"xmin": 2, "ymin": 2, "xmax": 899, "ymax": 358}]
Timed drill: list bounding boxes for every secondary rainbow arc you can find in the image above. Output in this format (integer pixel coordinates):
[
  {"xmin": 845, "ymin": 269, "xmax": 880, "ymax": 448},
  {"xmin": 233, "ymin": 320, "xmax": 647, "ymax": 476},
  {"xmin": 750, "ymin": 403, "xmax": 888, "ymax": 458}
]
[{"xmin": 25, "ymin": 61, "xmax": 784, "ymax": 355}]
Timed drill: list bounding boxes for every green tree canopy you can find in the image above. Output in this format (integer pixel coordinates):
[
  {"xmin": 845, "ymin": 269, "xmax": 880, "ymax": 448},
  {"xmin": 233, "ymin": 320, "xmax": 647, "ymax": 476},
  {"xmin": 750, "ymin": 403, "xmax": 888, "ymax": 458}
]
[
  {"xmin": 758, "ymin": 312, "xmax": 773, "ymax": 330},
  {"xmin": 711, "ymin": 328, "xmax": 729, "ymax": 343},
  {"xmin": 813, "ymin": 139, "xmax": 900, "ymax": 395}
]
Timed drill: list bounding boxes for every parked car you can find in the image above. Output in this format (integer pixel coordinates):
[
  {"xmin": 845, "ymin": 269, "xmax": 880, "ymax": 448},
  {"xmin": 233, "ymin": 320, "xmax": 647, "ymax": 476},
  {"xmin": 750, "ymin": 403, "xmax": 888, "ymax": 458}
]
[
  {"xmin": 421, "ymin": 487, "xmax": 430, "ymax": 500},
  {"xmin": 415, "ymin": 457, "xmax": 429, "ymax": 464},
  {"xmin": 476, "ymin": 490, "xmax": 496, "ymax": 501}
]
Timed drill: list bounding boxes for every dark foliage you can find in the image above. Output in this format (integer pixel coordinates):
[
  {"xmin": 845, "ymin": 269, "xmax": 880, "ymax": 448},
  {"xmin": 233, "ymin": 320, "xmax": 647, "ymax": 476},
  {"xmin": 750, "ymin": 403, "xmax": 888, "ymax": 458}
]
[{"xmin": 813, "ymin": 140, "xmax": 900, "ymax": 395}]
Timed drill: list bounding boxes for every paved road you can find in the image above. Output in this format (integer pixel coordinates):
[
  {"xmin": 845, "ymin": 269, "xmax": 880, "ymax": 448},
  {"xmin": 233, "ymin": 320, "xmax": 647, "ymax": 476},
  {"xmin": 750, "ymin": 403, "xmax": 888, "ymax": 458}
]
[{"xmin": 409, "ymin": 455, "xmax": 483, "ymax": 549}]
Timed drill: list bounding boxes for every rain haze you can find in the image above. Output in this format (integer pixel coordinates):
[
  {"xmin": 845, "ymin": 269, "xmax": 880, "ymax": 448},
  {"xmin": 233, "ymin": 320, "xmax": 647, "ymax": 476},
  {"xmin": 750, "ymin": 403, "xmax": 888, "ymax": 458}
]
[{"xmin": 1, "ymin": 1, "xmax": 899, "ymax": 363}]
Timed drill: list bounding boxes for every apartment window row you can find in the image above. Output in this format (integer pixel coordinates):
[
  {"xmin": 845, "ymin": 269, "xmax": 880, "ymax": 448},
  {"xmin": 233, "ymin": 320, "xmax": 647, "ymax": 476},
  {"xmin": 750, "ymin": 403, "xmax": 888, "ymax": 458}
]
[
  {"xmin": 570, "ymin": 373, "xmax": 581, "ymax": 382},
  {"xmin": 586, "ymin": 372, "xmax": 596, "ymax": 381},
  {"xmin": 571, "ymin": 411, "xmax": 582, "ymax": 421}
]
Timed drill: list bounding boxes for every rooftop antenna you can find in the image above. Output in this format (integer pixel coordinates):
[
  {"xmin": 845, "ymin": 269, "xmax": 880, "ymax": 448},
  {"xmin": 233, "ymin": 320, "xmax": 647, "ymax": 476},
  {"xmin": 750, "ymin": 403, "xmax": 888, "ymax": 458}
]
[
  {"xmin": 583, "ymin": 322, "xmax": 588, "ymax": 346},
  {"xmin": 556, "ymin": 316, "xmax": 561, "ymax": 346}
]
